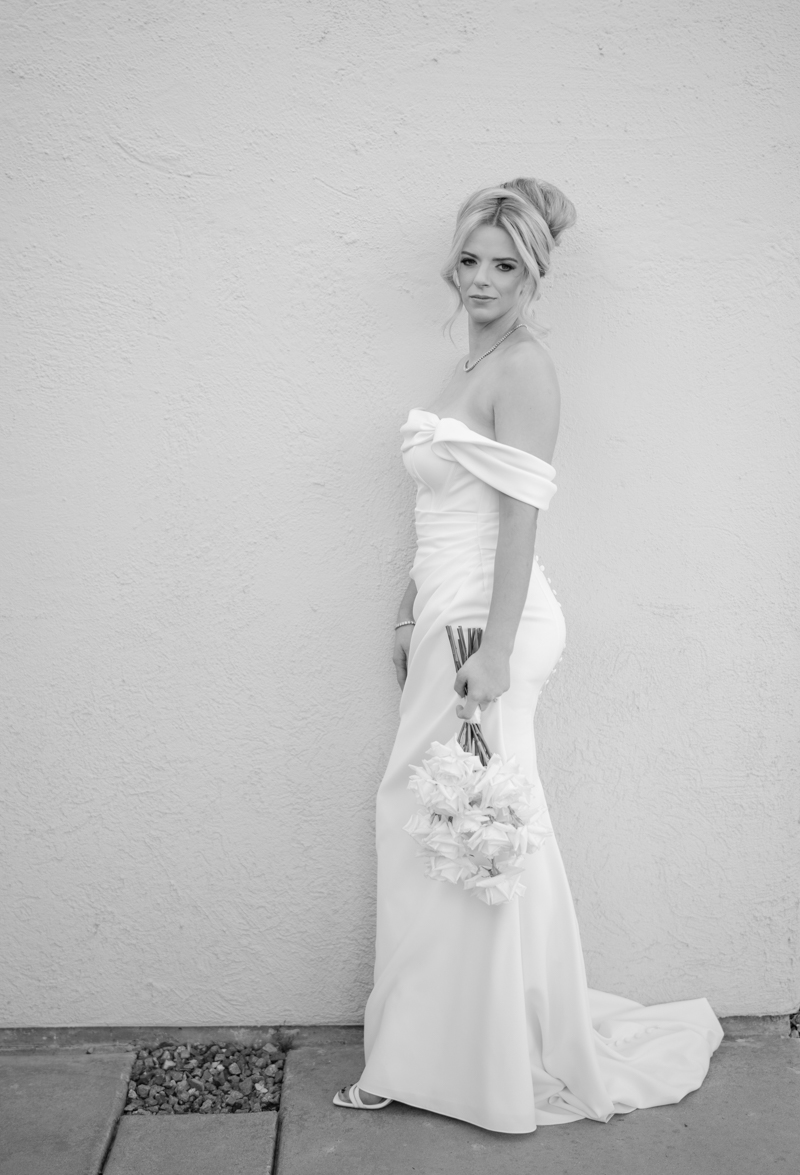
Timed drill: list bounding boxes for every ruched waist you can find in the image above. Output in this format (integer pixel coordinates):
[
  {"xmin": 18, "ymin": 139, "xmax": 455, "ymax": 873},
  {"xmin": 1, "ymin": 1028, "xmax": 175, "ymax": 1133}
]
[{"xmin": 411, "ymin": 509, "xmax": 499, "ymax": 589}]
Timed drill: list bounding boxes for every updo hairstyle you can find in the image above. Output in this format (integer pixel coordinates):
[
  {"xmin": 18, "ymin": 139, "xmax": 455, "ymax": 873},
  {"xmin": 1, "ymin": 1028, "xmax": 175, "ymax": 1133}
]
[{"xmin": 442, "ymin": 177, "xmax": 577, "ymax": 338}]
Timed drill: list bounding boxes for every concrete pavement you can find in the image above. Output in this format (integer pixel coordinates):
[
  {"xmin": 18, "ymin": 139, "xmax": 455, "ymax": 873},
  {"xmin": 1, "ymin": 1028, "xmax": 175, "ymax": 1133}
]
[
  {"xmin": 0, "ymin": 1018, "xmax": 796, "ymax": 1174},
  {"xmin": 0, "ymin": 1050, "xmax": 132, "ymax": 1175},
  {"xmin": 104, "ymin": 1113, "xmax": 277, "ymax": 1175},
  {"xmin": 276, "ymin": 1019, "xmax": 800, "ymax": 1175}
]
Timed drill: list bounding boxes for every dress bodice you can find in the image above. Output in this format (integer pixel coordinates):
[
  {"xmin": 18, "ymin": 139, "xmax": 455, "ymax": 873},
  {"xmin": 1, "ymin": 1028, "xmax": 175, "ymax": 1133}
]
[{"xmin": 400, "ymin": 409, "xmax": 557, "ymax": 514}]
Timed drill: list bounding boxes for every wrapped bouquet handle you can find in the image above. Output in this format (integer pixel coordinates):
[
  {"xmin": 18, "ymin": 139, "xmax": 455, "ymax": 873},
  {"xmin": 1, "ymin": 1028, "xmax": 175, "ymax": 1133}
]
[{"xmin": 446, "ymin": 625, "xmax": 492, "ymax": 766}]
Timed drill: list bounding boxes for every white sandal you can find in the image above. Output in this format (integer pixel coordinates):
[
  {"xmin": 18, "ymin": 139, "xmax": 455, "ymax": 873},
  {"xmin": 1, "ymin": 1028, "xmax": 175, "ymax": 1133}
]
[{"xmin": 332, "ymin": 1081, "xmax": 392, "ymax": 1110}]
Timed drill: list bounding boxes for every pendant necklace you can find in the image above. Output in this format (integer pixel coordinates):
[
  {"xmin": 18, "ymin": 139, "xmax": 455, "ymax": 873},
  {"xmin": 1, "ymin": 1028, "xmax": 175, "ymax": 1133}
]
[{"xmin": 464, "ymin": 322, "xmax": 527, "ymax": 372}]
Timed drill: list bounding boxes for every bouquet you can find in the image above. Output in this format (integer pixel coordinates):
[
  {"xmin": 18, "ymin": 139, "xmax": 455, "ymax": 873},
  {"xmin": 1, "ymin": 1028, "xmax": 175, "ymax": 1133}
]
[{"xmin": 402, "ymin": 626, "xmax": 554, "ymax": 905}]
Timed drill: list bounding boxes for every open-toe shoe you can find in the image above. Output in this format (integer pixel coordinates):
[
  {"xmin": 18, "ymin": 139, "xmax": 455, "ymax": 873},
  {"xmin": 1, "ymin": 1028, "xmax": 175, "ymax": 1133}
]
[{"xmin": 332, "ymin": 1081, "xmax": 392, "ymax": 1110}]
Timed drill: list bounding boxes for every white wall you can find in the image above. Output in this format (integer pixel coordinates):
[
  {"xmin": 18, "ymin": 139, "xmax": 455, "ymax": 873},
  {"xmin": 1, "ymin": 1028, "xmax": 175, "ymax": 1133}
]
[{"xmin": 2, "ymin": 0, "xmax": 797, "ymax": 1026}]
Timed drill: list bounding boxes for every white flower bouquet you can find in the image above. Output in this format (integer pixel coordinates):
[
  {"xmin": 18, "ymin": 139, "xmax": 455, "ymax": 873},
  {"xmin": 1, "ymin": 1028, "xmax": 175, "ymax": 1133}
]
[{"xmin": 403, "ymin": 626, "xmax": 554, "ymax": 906}]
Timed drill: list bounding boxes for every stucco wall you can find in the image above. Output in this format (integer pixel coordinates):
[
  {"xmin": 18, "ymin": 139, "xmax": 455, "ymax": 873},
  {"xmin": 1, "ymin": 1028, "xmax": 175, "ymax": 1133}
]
[{"xmin": 2, "ymin": 0, "xmax": 797, "ymax": 1026}]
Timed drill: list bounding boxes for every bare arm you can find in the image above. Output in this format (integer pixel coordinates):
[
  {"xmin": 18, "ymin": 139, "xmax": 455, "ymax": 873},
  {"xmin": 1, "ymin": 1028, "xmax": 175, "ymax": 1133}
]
[
  {"xmin": 455, "ymin": 346, "xmax": 560, "ymax": 719},
  {"xmin": 393, "ymin": 577, "xmax": 418, "ymax": 688}
]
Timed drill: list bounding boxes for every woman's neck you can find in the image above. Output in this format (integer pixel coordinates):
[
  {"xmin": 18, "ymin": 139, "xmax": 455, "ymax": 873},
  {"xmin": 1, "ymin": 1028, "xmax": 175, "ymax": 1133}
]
[{"xmin": 466, "ymin": 308, "xmax": 523, "ymax": 360}]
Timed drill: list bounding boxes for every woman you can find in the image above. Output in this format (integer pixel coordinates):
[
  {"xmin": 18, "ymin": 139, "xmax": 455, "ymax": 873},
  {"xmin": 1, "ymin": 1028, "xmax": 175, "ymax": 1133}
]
[{"xmin": 334, "ymin": 178, "xmax": 723, "ymax": 1132}]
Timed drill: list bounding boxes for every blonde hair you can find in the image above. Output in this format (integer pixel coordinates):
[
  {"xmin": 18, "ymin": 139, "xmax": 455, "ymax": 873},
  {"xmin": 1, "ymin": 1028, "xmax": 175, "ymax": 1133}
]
[{"xmin": 442, "ymin": 177, "xmax": 577, "ymax": 339}]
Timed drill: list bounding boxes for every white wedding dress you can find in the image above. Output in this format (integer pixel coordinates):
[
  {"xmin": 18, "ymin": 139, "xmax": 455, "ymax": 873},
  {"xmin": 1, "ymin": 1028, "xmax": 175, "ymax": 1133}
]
[{"xmin": 358, "ymin": 409, "xmax": 723, "ymax": 1134}]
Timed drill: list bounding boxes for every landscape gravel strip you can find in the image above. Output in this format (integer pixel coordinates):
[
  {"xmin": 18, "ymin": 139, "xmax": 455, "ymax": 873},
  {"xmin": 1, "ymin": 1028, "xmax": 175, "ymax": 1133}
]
[{"xmin": 124, "ymin": 1032, "xmax": 290, "ymax": 1115}]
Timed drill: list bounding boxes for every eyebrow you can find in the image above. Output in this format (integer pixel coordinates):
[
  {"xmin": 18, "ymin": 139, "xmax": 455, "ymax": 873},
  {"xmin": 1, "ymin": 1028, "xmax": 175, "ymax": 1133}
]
[{"xmin": 460, "ymin": 250, "xmax": 518, "ymax": 262}]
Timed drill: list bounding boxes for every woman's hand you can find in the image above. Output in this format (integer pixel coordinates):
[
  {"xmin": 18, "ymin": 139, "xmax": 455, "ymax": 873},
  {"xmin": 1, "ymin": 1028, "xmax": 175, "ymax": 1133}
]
[
  {"xmin": 393, "ymin": 579, "xmax": 418, "ymax": 690},
  {"xmin": 393, "ymin": 624, "xmax": 414, "ymax": 689},
  {"xmin": 454, "ymin": 645, "xmax": 511, "ymax": 720}
]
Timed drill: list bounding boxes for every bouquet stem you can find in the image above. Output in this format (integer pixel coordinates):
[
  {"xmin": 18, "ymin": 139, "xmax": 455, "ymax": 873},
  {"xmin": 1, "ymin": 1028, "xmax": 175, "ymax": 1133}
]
[{"xmin": 446, "ymin": 624, "xmax": 492, "ymax": 767}]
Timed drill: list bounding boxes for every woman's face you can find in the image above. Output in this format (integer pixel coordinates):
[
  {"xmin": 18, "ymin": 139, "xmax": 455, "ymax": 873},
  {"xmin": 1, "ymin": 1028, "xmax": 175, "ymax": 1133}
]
[{"xmin": 456, "ymin": 223, "xmax": 528, "ymax": 323}]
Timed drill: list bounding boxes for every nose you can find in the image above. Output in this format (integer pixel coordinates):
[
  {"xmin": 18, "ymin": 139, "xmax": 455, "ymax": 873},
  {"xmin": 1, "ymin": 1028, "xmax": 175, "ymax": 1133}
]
[{"xmin": 474, "ymin": 262, "xmax": 492, "ymax": 288}]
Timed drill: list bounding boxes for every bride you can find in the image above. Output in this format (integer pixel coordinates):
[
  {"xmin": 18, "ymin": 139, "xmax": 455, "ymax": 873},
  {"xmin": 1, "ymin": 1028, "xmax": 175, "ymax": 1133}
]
[{"xmin": 333, "ymin": 178, "xmax": 723, "ymax": 1132}]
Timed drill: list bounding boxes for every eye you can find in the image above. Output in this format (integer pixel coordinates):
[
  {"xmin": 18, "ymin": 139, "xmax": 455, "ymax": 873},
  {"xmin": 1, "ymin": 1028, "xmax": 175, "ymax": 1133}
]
[
  {"xmin": 459, "ymin": 256, "xmax": 476, "ymax": 267},
  {"xmin": 496, "ymin": 263, "xmax": 516, "ymax": 272}
]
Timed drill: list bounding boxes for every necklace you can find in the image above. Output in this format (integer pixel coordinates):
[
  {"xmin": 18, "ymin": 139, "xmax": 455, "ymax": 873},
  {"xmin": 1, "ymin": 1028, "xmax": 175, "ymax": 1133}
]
[{"xmin": 464, "ymin": 322, "xmax": 527, "ymax": 372}]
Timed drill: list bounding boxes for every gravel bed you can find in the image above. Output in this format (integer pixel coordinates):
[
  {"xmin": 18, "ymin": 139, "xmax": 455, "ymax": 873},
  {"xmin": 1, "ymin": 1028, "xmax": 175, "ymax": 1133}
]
[{"xmin": 124, "ymin": 1033, "xmax": 290, "ymax": 1115}]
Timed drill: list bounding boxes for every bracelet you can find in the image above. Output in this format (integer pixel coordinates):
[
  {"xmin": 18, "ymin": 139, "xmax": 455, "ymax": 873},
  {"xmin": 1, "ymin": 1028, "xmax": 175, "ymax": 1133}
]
[{"xmin": 394, "ymin": 619, "xmax": 416, "ymax": 630}]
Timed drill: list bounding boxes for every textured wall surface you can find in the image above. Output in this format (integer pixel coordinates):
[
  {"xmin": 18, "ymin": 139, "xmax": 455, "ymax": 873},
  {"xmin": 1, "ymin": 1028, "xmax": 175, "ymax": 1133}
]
[{"xmin": 1, "ymin": 0, "xmax": 798, "ymax": 1026}]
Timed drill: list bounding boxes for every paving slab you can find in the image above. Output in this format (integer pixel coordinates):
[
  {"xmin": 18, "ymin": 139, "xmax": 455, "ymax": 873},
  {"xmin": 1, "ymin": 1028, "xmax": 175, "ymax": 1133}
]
[
  {"xmin": 104, "ymin": 1112, "xmax": 278, "ymax": 1175},
  {"xmin": 0, "ymin": 1050, "xmax": 133, "ymax": 1175},
  {"xmin": 276, "ymin": 1027, "xmax": 800, "ymax": 1175}
]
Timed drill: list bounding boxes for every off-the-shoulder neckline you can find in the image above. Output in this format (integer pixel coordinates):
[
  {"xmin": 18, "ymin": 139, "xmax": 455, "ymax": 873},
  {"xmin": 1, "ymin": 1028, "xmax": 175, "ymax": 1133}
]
[{"xmin": 405, "ymin": 408, "xmax": 555, "ymax": 471}]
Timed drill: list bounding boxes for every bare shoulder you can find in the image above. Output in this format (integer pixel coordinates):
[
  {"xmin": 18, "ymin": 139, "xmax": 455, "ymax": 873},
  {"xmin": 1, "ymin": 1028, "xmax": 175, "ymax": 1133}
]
[
  {"xmin": 491, "ymin": 335, "xmax": 560, "ymax": 463},
  {"xmin": 494, "ymin": 334, "xmax": 560, "ymax": 409}
]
